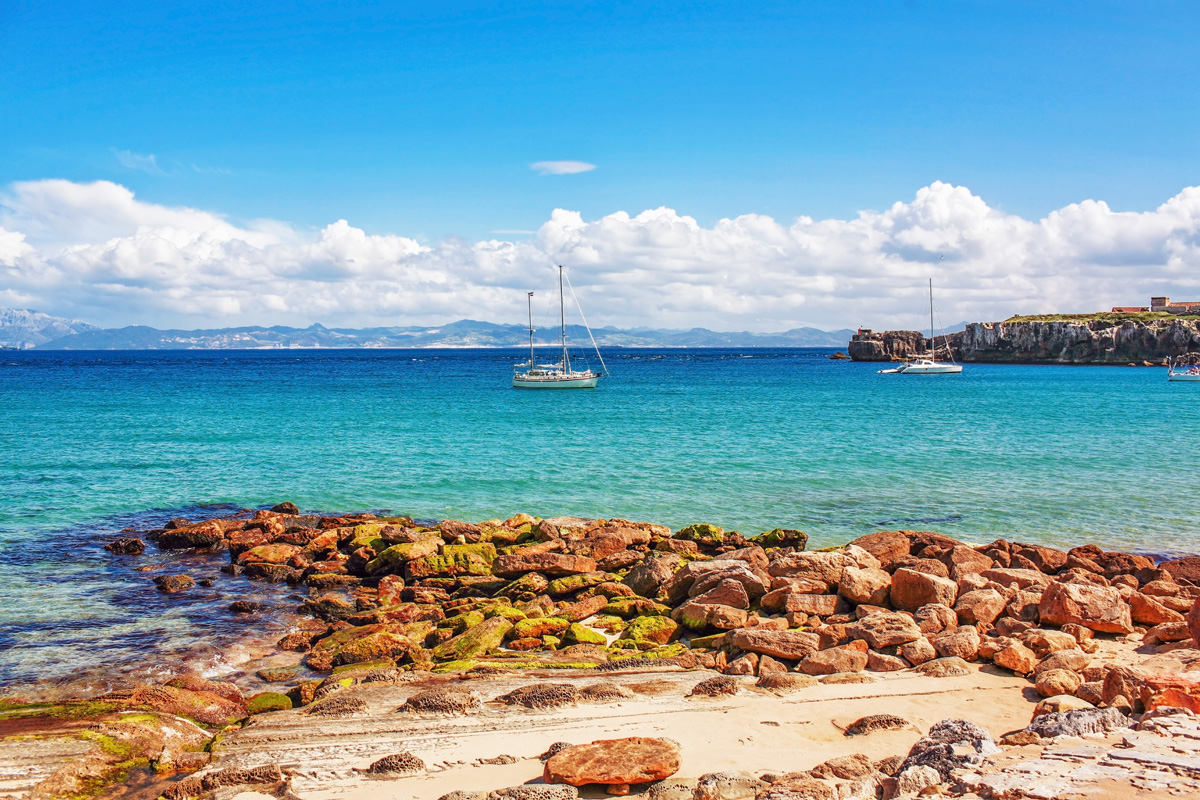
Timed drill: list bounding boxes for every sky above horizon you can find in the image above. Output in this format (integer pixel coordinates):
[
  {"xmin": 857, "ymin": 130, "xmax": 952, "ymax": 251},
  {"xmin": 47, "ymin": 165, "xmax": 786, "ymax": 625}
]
[{"xmin": 2, "ymin": 1, "xmax": 1199, "ymax": 331}]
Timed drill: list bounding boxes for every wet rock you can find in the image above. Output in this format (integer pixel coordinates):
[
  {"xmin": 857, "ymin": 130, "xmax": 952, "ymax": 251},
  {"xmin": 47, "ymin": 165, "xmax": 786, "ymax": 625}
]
[
  {"xmin": 128, "ymin": 684, "xmax": 245, "ymax": 726},
  {"xmin": 689, "ymin": 676, "xmax": 740, "ymax": 697},
  {"xmin": 105, "ymin": 537, "xmax": 145, "ymax": 554},
  {"xmin": 430, "ymin": 615, "xmax": 513, "ymax": 661},
  {"xmin": 154, "ymin": 574, "xmax": 195, "ymax": 593},
  {"xmin": 230, "ymin": 600, "xmax": 265, "ymax": 614},
  {"xmin": 543, "ymin": 736, "xmax": 682, "ymax": 787},
  {"xmin": 158, "ymin": 520, "xmax": 226, "ymax": 550},
  {"xmin": 497, "ymin": 683, "xmax": 580, "ymax": 709},
  {"xmin": 890, "ymin": 569, "xmax": 958, "ymax": 612},
  {"xmin": 400, "ymin": 688, "xmax": 482, "ymax": 715},
  {"xmin": 844, "ymin": 713, "xmax": 909, "ymax": 736},
  {"xmin": 247, "ymin": 691, "xmax": 292, "ymax": 714},
  {"xmin": 366, "ymin": 751, "xmax": 425, "ymax": 774},
  {"xmin": 1038, "ymin": 581, "xmax": 1133, "ymax": 634}
]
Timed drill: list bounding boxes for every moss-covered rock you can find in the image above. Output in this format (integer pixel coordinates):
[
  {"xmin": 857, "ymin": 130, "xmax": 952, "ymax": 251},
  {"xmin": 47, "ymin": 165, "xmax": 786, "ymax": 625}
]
[
  {"xmin": 675, "ymin": 523, "xmax": 725, "ymax": 546},
  {"xmin": 346, "ymin": 523, "xmax": 387, "ymax": 551},
  {"xmin": 405, "ymin": 551, "xmax": 495, "ymax": 580},
  {"xmin": 439, "ymin": 610, "xmax": 486, "ymax": 635},
  {"xmin": 430, "ymin": 616, "xmax": 513, "ymax": 661},
  {"xmin": 562, "ymin": 623, "xmax": 607, "ymax": 647},
  {"xmin": 513, "ymin": 616, "xmax": 570, "ymax": 639},
  {"xmin": 365, "ymin": 540, "xmax": 440, "ymax": 575},
  {"xmin": 443, "ymin": 542, "xmax": 498, "ymax": 562},
  {"xmin": 592, "ymin": 614, "xmax": 628, "ymax": 633},
  {"xmin": 497, "ymin": 571, "xmax": 550, "ymax": 600},
  {"xmin": 486, "ymin": 605, "xmax": 528, "ymax": 622},
  {"xmin": 546, "ymin": 571, "xmax": 613, "ymax": 596},
  {"xmin": 624, "ymin": 615, "xmax": 680, "ymax": 646},
  {"xmin": 603, "ymin": 597, "xmax": 672, "ymax": 618},
  {"xmin": 247, "ymin": 692, "xmax": 293, "ymax": 714},
  {"xmin": 752, "ymin": 528, "xmax": 809, "ymax": 550},
  {"xmin": 331, "ymin": 630, "xmax": 416, "ymax": 668}
]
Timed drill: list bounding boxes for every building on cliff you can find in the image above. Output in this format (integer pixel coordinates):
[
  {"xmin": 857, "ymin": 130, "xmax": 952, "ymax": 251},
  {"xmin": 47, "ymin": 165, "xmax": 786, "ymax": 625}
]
[{"xmin": 1150, "ymin": 297, "xmax": 1200, "ymax": 314}]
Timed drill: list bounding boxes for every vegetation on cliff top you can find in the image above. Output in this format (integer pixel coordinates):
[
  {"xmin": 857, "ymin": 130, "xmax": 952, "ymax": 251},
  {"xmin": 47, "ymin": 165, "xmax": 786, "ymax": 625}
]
[{"xmin": 1004, "ymin": 312, "xmax": 1200, "ymax": 324}]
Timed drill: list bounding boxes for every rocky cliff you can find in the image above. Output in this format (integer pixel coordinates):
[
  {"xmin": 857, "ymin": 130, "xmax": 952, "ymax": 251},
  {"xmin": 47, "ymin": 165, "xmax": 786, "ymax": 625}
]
[{"xmin": 850, "ymin": 318, "xmax": 1200, "ymax": 364}]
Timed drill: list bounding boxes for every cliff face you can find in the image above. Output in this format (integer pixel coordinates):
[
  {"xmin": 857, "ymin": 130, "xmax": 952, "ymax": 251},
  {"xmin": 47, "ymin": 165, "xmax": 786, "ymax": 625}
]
[
  {"xmin": 850, "ymin": 318, "xmax": 1200, "ymax": 364},
  {"xmin": 957, "ymin": 319, "xmax": 1200, "ymax": 363},
  {"xmin": 847, "ymin": 330, "xmax": 929, "ymax": 361}
]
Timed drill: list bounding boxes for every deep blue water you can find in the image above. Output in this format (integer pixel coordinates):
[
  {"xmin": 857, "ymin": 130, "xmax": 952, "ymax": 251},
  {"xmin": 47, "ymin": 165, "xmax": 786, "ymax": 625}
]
[{"xmin": 1, "ymin": 347, "xmax": 1198, "ymax": 690}]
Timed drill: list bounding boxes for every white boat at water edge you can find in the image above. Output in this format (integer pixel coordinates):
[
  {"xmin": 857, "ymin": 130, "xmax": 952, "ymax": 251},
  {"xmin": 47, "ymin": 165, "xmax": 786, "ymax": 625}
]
[
  {"xmin": 513, "ymin": 266, "xmax": 608, "ymax": 389},
  {"xmin": 1167, "ymin": 354, "xmax": 1200, "ymax": 382},
  {"xmin": 878, "ymin": 279, "xmax": 963, "ymax": 375}
]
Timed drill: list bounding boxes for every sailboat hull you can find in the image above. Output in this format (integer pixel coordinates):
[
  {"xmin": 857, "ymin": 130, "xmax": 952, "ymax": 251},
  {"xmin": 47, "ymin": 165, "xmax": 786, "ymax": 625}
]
[
  {"xmin": 512, "ymin": 375, "xmax": 600, "ymax": 389},
  {"xmin": 898, "ymin": 362, "xmax": 963, "ymax": 375}
]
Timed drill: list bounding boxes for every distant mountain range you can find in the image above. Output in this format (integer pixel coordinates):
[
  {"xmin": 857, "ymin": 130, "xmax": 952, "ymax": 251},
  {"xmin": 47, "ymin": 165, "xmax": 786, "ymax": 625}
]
[{"xmin": 0, "ymin": 309, "xmax": 856, "ymax": 350}]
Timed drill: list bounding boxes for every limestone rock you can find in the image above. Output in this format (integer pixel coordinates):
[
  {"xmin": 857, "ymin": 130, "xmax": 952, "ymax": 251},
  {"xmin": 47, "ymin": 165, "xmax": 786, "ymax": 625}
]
[
  {"xmin": 1024, "ymin": 706, "xmax": 1132, "ymax": 738},
  {"xmin": 543, "ymin": 737, "xmax": 681, "ymax": 786},
  {"xmin": 1032, "ymin": 694, "xmax": 1094, "ymax": 717},
  {"xmin": 693, "ymin": 770, "xmax": 765, "ymax": 800},
  {"xmin": 898, "ymin": 719, "xmax": 997, "ymax": 782},
  {"xmin": 844, "ymin": 714, "xmax": 909, "ymax": 736},
  {"xmin": 799, "ymin": 643, "xmax": 868, "ymax": 675}
]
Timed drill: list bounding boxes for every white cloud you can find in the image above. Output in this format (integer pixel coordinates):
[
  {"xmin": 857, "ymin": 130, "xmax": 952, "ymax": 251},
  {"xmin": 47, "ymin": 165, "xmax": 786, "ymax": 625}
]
[
  {"xmin": 2, "ymin": 178, "xmax": 1199, "ymax": 332},
  {"xmin": 530, "ymin": 160, "xmax": 596, "ymax": 175},
  {"xmin": 113, "ymin": 149, "xmax": 167, "ymax": 176}
]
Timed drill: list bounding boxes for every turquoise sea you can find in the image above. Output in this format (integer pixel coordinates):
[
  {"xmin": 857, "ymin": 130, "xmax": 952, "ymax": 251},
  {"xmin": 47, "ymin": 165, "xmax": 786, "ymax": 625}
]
[{"xmin": 1, "ymin": 347, "xmax": 1198, "ymax": 692}]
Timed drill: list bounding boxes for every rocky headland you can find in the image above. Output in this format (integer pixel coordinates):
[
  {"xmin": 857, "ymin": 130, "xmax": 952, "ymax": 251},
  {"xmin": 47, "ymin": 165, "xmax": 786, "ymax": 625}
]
[
  {"xmin": 6, "ymin": 506, "xmax": 1200, "ymax": 800},
  {"xmin": 849, "ymin": 316, "xmax": 1200, "ymax": 364}
]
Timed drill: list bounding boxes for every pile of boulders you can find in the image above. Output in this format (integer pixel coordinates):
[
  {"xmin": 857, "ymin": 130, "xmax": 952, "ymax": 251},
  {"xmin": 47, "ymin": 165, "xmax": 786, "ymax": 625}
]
[{"xmin": 113, "ymin": 507, "xmax": 1200, "ymax": 715}]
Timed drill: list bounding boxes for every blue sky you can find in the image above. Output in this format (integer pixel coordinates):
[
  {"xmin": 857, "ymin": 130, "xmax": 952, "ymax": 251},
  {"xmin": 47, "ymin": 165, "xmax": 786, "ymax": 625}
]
[
  {"xmin": 1, "ymin": 1, "xmax": 1199, "ymax": 331},
  {"xmin": 3, "ymin": 1, "xmax": 1197, "ymax": 240}
]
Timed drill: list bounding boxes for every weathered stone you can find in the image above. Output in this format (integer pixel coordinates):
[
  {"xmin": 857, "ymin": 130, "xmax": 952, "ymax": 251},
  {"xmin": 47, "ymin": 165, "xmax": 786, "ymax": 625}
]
[
  {"xmin": 929, "ymin": 626, "xmax": 980, "ymax": 661},
  {"xmin": 543, "ymin": 737, "xmax": 681, "ymax": 787},
  {"xmin": 954, "ymin": 589, "xmax": 1006, "ymax": 626},
  {"xmin": 785, "ymin": 593, "xmax": 839, "ymax": 617},
  {"xmin": 1035, "ymin": 668, "xmax": 1082, "ymax": 698},
  {"xmin": 689, "ymin": 676, "xmax": 740, "ymax": 696},
  {"xmin": 979, "ymin": 567, "xmax": 1050, "ymax": 591},
  {"xmin": 899, "ymin": 719, "xmax": 997, "ymax": 781},
  {"xmin": 767, "ymin": 551, "xmax": 854, "ymax": 589},
  {"xmin": 898, "ymin": 637, "xmax": 937, "ymax": 666},
  {"xmin": 1039, "ymin": 581, "xmax": 1133, "ymax": 634},
  {"xmin": 430, "ymin": 616, "xmax": 512, "ymax": 661},
  {"xmin": 992, "ymin": 641, "xmax": 1038, "ymax": 675},
  {"xmin": 838, "ymin": 567, "xmax": 891, "ymax": 606},
  {"xmin": 693, "ymin": 771, "xmax": 765, "ymax": 800},
  {"xmin": 844, "ymin": 714, "xmax": 909, "ymax": 736},
  {"xmin": 1032, "ymin": 695, "xmax": 1094, "ymax": 717},
  {"xmin": 867, "ymin": 650, "xmax": 909, "ymax": 671},
  {"xmin": 846, "ymin": 612, "xmax": 923, "ymax": 649},
  {"xmin": 755, "ymin": 673, "xmax": 817, "ymax": 691},
  {"xmin": 105, "ymin": 537, "xmax": 146, "ymax": 555},
  {"xmin": 913, "ymin": 603, "xmax": 958, "ymax": 634},
  {"xmin": 799, "ymin": 642, "xmax": 868, "ymax": 675},
  {"xmin": 811, "ymin": 753, "xmax": 873, "ymax": 780},
  {"xmin": 890, "ymin": 568, "xmax": 958, "ymax": 612},
  {"xmin": 1025, "ymin": 706, "xmax": 1132, "ymax": 738},
  {"xmin": 1130, "ymin": 591, "xmax": 1185, "ymax": 625},
  {"xmin": 847, "ymin": 531, "xmax": 912, "ymax": 570},
  {"xmin": 727, "ymin": 629, "xmax": 820, "ymax": 661},
  {"xmin": 1021, "ymin": 629, "xmax": 1078, "ymax": 658},
  {"xmin": 493, "ymin": 553, "xmax": 597, "ymax": 578},
  {"xmin": 914, "ymin": 657, "xmax": 972, "ymax": 677},
  {"xmin": 691, "ymin": 578, "xmax": 751, "ymax": 609}
]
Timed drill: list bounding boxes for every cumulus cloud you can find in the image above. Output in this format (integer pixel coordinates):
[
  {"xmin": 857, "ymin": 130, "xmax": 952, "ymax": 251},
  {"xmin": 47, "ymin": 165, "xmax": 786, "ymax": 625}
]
[
  {"xmin": 530, "ymin": 160, "xmax": 596, "ymax": 175},
  {"xmin": 1, "ymin": 178, "xmax": 1199, "ymax": 331}
]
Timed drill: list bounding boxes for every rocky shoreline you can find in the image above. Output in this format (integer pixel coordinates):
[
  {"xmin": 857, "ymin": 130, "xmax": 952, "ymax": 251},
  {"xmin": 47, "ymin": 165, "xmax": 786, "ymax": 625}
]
[
  {"xmin": 6, "ymin": 505, "xmax": 1200, "ymax": 799},
  {"xmin": 848, "ymin": 317, "xmax": 1200, "ymax": 364}
]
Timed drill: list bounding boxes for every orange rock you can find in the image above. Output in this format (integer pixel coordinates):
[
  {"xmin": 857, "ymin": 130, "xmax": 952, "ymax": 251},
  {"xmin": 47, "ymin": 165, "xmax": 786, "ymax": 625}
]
[{"xmin": 544, "ymin": 737, "xmax": 681, "ymax": 786}]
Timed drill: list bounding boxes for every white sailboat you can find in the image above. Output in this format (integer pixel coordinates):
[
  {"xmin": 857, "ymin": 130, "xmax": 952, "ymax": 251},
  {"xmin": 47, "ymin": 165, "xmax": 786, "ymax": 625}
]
[
  {"xmin": 513, "ymin": 266, "xmax": 608, "ymax": 389},
  {"xmin": 1167, "ymin": 354, "xmax": 1200, "ymax": 382},
  {"xmin": 878, "ymin": 279, "xmax": 963, "ymax": 375}
]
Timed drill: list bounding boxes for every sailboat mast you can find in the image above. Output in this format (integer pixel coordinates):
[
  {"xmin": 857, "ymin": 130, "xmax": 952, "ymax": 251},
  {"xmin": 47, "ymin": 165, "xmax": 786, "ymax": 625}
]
[
  {"xmin": 527, "ymin": 291, "xmax": 535, "ymax": 368},
  {"xmin": 929, "ymin": 278, "xmax": 935, "ymax": 359},
  {"xmin": 559, "ymin": 265, "xmax": 568, "ymax": 371}
]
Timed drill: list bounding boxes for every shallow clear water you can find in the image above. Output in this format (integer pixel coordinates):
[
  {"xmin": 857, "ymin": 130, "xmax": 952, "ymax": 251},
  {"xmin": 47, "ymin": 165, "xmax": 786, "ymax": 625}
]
[{"xmin": 1, "ymin": 348, "xmax": 1198, "ymax": 690}]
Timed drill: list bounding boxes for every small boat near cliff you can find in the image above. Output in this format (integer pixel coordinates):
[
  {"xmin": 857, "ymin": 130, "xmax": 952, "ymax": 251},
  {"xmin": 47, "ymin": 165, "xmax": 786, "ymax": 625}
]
[
  {"xmin": 1168, "ymin": 354, "xmax": 1200, "ymax": 382},
  {"xmin": 513, "ymin": 266, "xmax": 608, "ymax": 389},
  {"xmin": 878, "ymin": 280, "xmax": 963, "ymax": 375}
]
